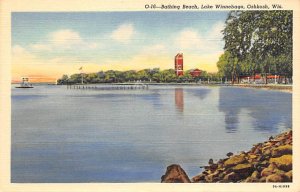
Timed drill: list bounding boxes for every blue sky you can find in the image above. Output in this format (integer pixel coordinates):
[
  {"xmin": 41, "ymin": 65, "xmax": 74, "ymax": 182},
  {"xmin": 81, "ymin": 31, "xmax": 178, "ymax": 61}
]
[{"xmin": 12, "ymin": 11, "xmax": 229, "ymax": 81}]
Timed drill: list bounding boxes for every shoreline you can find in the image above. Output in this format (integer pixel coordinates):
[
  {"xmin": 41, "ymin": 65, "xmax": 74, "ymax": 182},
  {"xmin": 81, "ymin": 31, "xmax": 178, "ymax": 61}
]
[
  {"xmin": 57, "ymin": 83, "xmax": 293, "ymax": 93},
  {"xmin": 161, "ymin": 130, "xmax": 293, "ymax": 183},
  {"xmin": 128, "ymin": 83, "xmax": 292, "ymax": 93},
  {"xmin": 231, "ymin": 84, "xmax": 292, "ymax": 93}
]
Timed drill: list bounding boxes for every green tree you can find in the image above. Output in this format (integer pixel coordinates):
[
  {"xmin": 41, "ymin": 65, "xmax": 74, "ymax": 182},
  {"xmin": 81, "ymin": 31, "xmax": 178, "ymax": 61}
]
[
  {"xmin": 137, "ymin": 69, "xmax": 150, "ymax": 81},
  {"xmin": 217, "ymin": 51, "xmax": 232, "ymax": 82},
  {"xmin": 149, "ymin": 68, "xmax": 160, "ymax": 82},
  {"xmin": 123, "ymin": 70, "xmax": 137, "ymax": 82},
  {"xmin": 223, "ymin": 11, "xmax": 244, "ymax": 84},
  {"xmin": 57, "ymin": 74, "xmax": 69, "ymax": 84},
  {"xmin": 157, "ymin": 69, "xmax": 176, "ymax": 82},
  {"xmin": 86, "ymin": 73, "xmax": 98, "ymax": 83},
  {"xmin": 222, "ymin": 11, "xmax": 293, "ymax": 84},
  {"xmin": 68, "ymin": 73, "xmax": 82, "ymax": 84}
]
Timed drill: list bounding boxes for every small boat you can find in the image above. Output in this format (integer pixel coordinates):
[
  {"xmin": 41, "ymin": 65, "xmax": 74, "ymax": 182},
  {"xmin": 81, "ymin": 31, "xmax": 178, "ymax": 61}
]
[{"xmin": 15, "ymin": 77, "xmax": 34, "ymax": 88}]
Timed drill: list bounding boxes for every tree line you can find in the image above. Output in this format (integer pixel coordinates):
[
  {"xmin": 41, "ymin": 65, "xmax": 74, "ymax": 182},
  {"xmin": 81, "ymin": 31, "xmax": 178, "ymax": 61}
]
[
  {"xmin": 217, "ymin": 10, "xmax": 292, "ymax": 84},
  {"xmin": 57, "ymin": 68, "xmax": 221, "ymax": 84}
]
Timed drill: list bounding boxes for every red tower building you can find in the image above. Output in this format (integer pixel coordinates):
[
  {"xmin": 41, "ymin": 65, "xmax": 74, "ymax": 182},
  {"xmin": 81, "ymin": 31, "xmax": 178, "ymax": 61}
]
[{"xmin": 175, "ymin": 53, "xmax": 183, "ymax": 76}]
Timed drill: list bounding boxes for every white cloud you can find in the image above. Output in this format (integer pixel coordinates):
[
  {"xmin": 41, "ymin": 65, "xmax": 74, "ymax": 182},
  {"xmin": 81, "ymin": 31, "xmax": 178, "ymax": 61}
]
[
  {"xmin": 12, "ymin": 45, "xmax": 26, "ymax": 55},
  {"xmin": 208, "ymin": 21, "xmax": 225, "ymax": 40},
  {"xmin": 30, "ymin": 29, "xmax": 100, "ymax": 51},
  {"xmin": 175, "ymin": 22, "xmax": 225, "ymax": 54},
  {"xmin": 111, "ymin": 23, "xmax": 135, "ymax": 43},
  {"xmin": 12, "ymin": 45, "xmax": 36, "ymax": 59},
  {"xmin": 30, "ymin": 43, "xmax": 52, "ymax": 51},
  {"xmin": 205, "ymin": 22, "xmax": 225, "ymax": 52},
  {"xmin": 177, "ymin": 29, "xmax": 203, "ymax": 50},
  {"xmin": 50, "ymin": 29, "xmax": 82, "ymax": 46}
]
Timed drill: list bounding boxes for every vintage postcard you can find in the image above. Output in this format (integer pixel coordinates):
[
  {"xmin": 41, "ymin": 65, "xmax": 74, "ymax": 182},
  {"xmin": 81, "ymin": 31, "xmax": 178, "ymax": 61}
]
[{"xmin": 0, "ymin": 0, "xmax": 299, "ymax": 191}]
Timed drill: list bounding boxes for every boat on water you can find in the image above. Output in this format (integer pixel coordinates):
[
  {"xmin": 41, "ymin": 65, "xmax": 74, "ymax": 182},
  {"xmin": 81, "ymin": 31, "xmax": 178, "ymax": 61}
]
[{"xmin": 15, "ymin": 77, "xmax": 34, "ymax": 88}]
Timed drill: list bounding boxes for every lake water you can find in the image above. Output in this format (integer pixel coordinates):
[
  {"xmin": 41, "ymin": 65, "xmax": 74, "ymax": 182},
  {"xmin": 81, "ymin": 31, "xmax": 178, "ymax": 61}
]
[{"xmin": 11, "ymin": 85, "xmax": 292, "ymax": 183}]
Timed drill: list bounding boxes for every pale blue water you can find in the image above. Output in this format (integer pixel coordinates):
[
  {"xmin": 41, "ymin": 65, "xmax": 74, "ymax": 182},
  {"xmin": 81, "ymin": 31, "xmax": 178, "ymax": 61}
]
[{"xmin": 11, "ymin": 85, "xmax": 292, "ymax": 182}]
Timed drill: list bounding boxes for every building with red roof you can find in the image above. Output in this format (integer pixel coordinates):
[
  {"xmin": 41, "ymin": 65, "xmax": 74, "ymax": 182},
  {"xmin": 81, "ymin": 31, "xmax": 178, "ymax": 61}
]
[{"xmin": 189, "ymin": 69, "xmax": 202, "ymax": 77}]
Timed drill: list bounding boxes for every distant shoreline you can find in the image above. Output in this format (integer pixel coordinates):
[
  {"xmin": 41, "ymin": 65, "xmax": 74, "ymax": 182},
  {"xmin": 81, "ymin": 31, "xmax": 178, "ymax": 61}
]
[
  {"xmin": 11, "ymin": 82, "xmax": 292, "ymax": 93},
  {"xmin": 85, "ymin": 83, "xmax": 293, "ymax": 93}
]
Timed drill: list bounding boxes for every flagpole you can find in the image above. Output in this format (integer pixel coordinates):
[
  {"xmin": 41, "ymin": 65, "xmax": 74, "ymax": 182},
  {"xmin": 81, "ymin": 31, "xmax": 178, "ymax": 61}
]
[{"xmin": 79, "ymin": 66, "xmax": 83, "ymax": 84}]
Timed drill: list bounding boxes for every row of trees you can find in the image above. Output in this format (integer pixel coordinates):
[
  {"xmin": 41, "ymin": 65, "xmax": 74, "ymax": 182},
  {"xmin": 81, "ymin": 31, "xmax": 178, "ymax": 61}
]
[
  {"xmin": 217, "ymin": 10, "xmax": 292, "ymax": 84},
  {"xmin": 57, "ymin": 68, "xmax": 221, "ymax": 84}
]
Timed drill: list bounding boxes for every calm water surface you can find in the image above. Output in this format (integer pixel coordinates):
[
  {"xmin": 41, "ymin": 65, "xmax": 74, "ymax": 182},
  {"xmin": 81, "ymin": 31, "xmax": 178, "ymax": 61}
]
[{"xmin": 11, "ymin": 85, "xmax": 292, "ymax": 182}]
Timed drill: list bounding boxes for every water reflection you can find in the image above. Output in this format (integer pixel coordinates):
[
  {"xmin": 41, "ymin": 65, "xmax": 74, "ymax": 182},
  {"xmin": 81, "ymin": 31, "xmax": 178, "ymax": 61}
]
[
  {"xmin": 218, "ymin": 87, "xmax": 292, "ymax": 133},
  {"xmin": 90, "ymin": 91, "xmax": 163, "ymax": 108},
  {"xmin": 175, "ymin": 88, "xmax": 184, "ymax": 112},
  {"xmin": 136, "ymin": 91, "xmax": 162, "ymax": 108},
  {"xmin": 218, "ymin": 88, "xmax": 241, "ymax": 133},
  {"xmin": 190, "ymin": 88, "xmax": 211, "ymax": 100},
  {"xmin": 223, "ymin": 111, "xmax": 240, "ymax": 133}
]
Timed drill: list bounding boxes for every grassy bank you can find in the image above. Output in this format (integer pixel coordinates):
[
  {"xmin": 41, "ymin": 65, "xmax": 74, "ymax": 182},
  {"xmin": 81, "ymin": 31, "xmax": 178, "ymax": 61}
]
[{"xmin": 231, "ymin": 84, "xmax": 292, "ymax": 93}]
